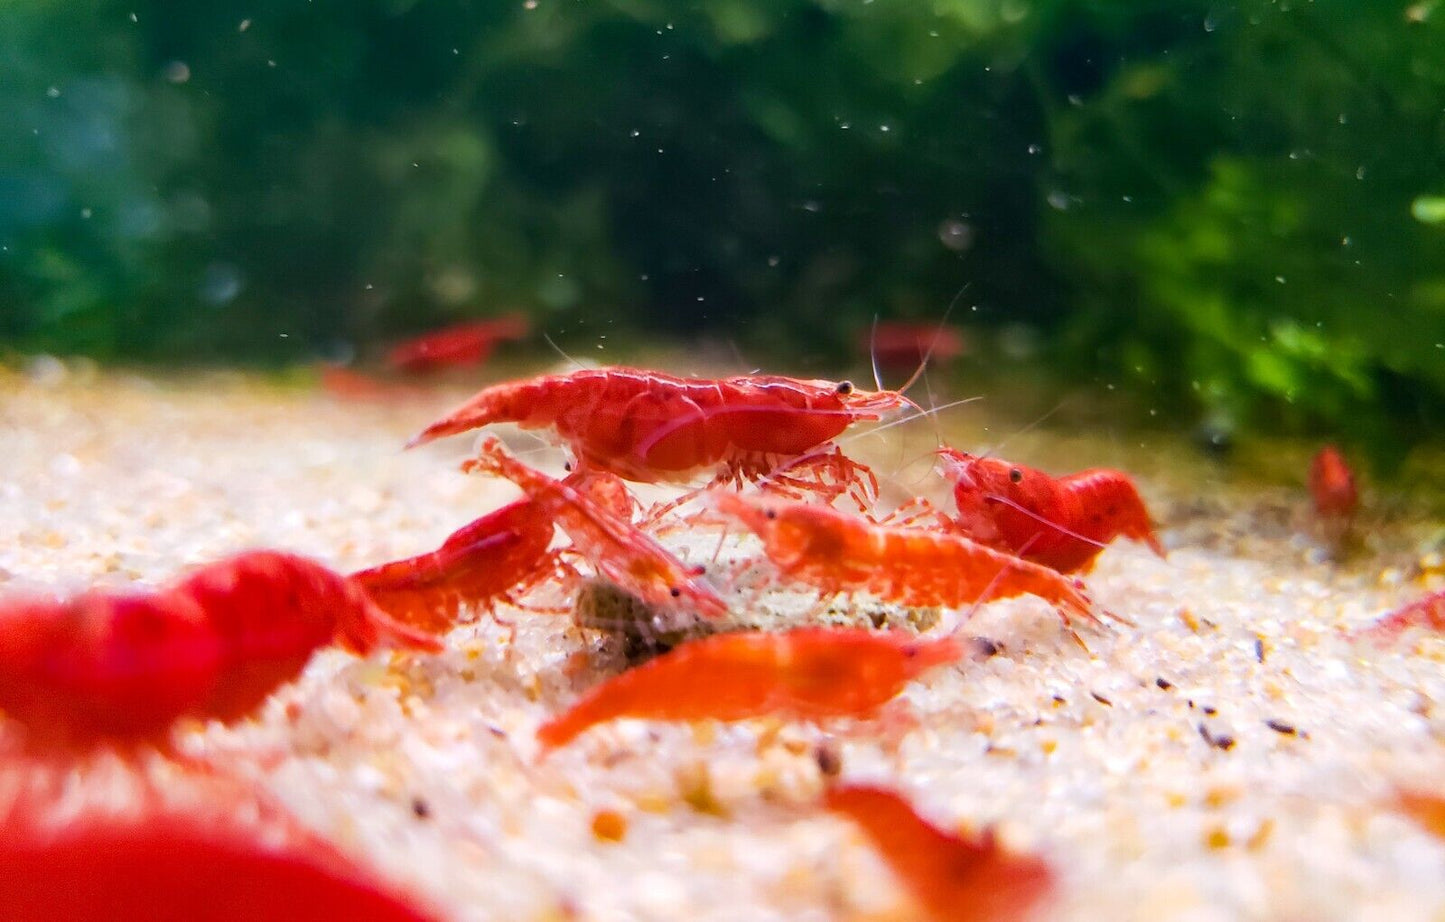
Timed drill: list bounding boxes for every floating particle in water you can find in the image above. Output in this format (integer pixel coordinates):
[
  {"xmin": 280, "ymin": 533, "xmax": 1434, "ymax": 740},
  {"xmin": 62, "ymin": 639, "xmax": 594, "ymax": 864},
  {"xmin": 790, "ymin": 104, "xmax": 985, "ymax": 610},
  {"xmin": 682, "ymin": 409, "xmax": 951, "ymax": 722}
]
[{"xmin": 937, "ymin": 220, "xmax": 974, "ymax": 253}]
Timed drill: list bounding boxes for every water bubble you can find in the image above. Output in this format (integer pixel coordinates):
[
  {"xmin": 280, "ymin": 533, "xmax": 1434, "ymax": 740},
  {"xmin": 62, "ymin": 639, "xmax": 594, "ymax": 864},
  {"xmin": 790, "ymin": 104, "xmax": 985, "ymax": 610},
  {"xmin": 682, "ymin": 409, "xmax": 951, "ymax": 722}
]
[
  {"xmin": 1046, "ymin": 190, "xmax": 1071, "ymax": 211},
  {"xmin": 1027, "ymin": 143, "xmax": 1042, "ymax": 155},
  {"xmin": 46, "ymin": 86, "xmax": 60, "ymax": 98},
  {"xmin": 200, "ymin": 262, "xmax": 243, "ymax": 306},
  {"xmin": 937, "ymin": 219, "xmax": 974, "ymax": 252},
  {"xmin": 163, "ymin": 61, "xmax": 191, "ymax": 84},
  {"xmin": 239, "ymin": 18, "xmax": 251, "ymax": 31}
]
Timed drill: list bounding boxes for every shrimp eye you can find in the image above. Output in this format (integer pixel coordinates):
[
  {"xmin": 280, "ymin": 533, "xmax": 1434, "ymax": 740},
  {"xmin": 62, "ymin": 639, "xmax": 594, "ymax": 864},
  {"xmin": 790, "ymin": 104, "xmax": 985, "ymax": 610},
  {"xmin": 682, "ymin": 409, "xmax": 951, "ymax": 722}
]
[
  {"xmin": 563, "ymin": 461, "xmax": 573, "ymax": 472},
  {"xmin": 1009, "ymin": 468, "xmax": 1023, "ymax": 483},
  {"xmin": 835, "ymin": 380, "xmax": 854, "ymax": 395},
  {"xmin": 669, "ymin": 587, "xmax": 681, "ymax": 598},
  {"xmin": 764, "ymin": 508, "xmax": 777, "ymax": 520}
]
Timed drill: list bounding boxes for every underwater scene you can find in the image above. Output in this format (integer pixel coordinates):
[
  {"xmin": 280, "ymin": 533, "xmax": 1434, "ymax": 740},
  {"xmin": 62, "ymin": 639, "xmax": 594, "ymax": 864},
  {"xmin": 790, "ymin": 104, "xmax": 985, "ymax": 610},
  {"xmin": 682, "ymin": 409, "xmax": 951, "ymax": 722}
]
[{"xmin": 2, "ymin": 3, "xmax": 1444, "ymax": 921}]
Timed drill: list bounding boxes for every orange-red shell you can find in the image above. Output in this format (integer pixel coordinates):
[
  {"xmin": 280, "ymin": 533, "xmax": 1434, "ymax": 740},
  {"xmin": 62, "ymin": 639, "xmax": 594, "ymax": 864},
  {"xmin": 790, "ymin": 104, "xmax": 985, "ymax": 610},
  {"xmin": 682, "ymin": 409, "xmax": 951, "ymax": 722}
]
[
  {"xmin": 714, "ymin": 492, "xmax": 1094, "ymax": 624},
  {"xmin": 537, "ymin": 627, "xmax": 962, "ymax": 752},
  {"xmin": 0, "ymin": 551, "xmax": 439, "ymax": 750},
  {"xmin": 825, "ymin": 784, "xmax": 1053, "ymax": 922},
  {"xmin": 410, "ymin": 367, "xmax": 910, "ymax": 483},
  {"xmin": 937, "ymin": 448, "xmax": 1164, "ymax": 573}
]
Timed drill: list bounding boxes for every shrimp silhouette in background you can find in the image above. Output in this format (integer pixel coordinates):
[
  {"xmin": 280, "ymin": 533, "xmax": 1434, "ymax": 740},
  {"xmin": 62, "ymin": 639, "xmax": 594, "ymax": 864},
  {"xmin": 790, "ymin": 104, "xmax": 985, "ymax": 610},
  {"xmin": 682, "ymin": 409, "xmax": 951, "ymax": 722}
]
[
  {"xmin": 386, "ymin": 314, "xmax": 531, "ymax": 374},
  {"xmin": 857, "ymin": 320, "xmax": 967, "ymax": 375},
  {"xmin": 0, "ymin": 550, "xmax": 440, "ymax": 754},
  {"xmin": 1309, "ymin": 444, "xmax": 1358, "ymax": 549},
  {"xmin": 824, "ymin": 784, "xmax": 1053, "ymax": 922},
  {"xmin": 535, "ymin": 627, "xmax": 963, "ymax": 753},
  {"xmin": 936, "ymin": 448, "xmax": 1164, "ymax": 574}
]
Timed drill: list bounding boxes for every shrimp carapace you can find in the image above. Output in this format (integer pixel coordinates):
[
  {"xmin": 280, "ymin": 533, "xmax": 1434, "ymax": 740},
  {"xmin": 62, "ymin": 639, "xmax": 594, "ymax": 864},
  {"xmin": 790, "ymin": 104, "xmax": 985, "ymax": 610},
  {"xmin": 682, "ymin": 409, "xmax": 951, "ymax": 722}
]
[
  {"xmin": 462, "ymin": 437, "xmax": 728, "ymax": 618},
  {"xmin": 824, "ymin": 784, "xmax": 1054, "ymax": 922},
  {"xmin": 0, "ymin": 551, "xmax": 440, "ymax": 751},
  {"xmin": 936, "ymin": 448, "xmax": 1164, "ymax": 574},
  {"xmin": 407, "ymin": 367, "xmax": 914, "ymax": 488},
  {"xmin": 536, "ymin": 627, "xmax": 963, "ymax": 752},
  {"xmin": 712, "ymin": 492, "xmax": 1097, "ymax": 628}
]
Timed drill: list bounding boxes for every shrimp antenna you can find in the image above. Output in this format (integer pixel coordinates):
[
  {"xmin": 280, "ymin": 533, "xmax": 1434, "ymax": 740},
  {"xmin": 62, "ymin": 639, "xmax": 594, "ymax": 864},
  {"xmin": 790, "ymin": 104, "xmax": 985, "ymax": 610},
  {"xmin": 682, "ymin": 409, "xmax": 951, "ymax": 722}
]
[
  {"xmin": 869, "ymin": 315, "xmax": 884, "ymax": 394},
  {"xmin": 975, "ymin": 397, "xmax": 1071, "ymax": 464},
  {"xmin": 542, "ymin": 333, "xmax": 588, "ymax": 372},
  {"xmin": 891, "ymin": 284, "xmax": 967, "ymax": 397},
  {"xmin": 981, "ymin": 493, "xmax": 1108, "ymax": 551}
]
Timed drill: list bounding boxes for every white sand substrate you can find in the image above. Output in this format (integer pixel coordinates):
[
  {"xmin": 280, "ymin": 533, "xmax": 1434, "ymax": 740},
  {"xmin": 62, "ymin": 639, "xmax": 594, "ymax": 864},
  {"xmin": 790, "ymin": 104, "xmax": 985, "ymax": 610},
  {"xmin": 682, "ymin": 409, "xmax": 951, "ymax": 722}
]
[{"xmin": 1, "ymin": 361, "xmax": 1443, "ymax": 922}]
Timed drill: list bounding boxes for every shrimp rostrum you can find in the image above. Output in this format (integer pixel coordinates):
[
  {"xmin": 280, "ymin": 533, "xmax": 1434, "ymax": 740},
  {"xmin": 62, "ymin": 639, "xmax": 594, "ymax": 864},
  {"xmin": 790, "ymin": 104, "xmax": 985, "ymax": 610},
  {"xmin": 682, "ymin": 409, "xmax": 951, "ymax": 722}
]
[{"xmin": 408, "ymin": 367, "xmax": 917, "ymax": 507}]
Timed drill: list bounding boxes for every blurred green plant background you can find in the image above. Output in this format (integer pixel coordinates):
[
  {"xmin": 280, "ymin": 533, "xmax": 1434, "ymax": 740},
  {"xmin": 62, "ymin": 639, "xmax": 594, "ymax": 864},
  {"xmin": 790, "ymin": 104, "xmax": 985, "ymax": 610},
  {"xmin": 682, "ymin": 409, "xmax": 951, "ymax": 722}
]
[{"xmin": 2, "ymin": 1, "xmax": 1443, "ymax": 457}]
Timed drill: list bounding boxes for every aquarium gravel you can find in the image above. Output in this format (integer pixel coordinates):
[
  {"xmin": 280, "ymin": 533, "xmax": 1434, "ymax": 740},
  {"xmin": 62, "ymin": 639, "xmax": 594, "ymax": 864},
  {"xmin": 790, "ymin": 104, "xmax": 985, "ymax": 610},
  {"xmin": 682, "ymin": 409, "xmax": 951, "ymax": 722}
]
[{"xmin": 2, "ymin": 364, "xmax": 1443, "ymax": 922}]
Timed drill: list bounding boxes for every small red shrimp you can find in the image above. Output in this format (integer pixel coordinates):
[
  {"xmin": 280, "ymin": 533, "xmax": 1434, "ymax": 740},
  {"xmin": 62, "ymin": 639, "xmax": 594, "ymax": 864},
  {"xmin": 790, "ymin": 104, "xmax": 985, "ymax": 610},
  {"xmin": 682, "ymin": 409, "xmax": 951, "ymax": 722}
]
[
  {"xmin": 1358, "ymin": 588, "xmax": 1445, "ymax": 640},
  {"xmin": 824, "ymin": 784, "xmax": 1053, "ymax": 922},
  {"xmin": 0, "ymin": 777, "xmax": 441, "ymax": 922},
  {"xmin": 351, "ymin": 500, "xmax": 559, "ymax": 634},
  {"xmin": 536, "ymin": 627, "xmax": 963, "ymax": 752},
  {"xmin": 407, "ymin": 367, "xmax": 913, "ymax": 503},
  {"xmin": 936, "ymin": 448, "xmax": 1164, "ymax": 574},
  {"xmin": 1309, "ymin": 445, "xmax": 1358, "ymax": 543},
  {"xmin": 0, "ymin": 550, "xmax": 440, "ymax": 752},
  {"xmin": 352, "ymin": 468, "xmax": 640, "ymax": 632},
  {"xmin": 712, "ymin": 492, "xmax": 1097, "ymax": 629},
  {"xmin": 386, "ymin": 314, "xmax": 530, "ymax": 373},
  {"xmin": 462, "ymin": 437, "xmax": 728, "ymax": 618}
]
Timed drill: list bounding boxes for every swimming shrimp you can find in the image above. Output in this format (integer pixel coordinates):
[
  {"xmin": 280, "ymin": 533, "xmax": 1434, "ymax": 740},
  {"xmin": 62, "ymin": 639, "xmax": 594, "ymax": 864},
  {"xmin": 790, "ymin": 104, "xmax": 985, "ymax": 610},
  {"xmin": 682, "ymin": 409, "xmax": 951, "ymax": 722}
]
[
  {"xmin": 407, "ymin": 367, "xmax": 914, "ymax": 504},
  {"xmin": 0, "ymin": 550, "xmax": 440, "ymax": 752},
  {"xmin": 824, "ymin": 784, "xmax": 1053, "ymax": 922},
  {"xmin": 936, "ymin": 448, "xmax": 1164, "ymax": 574},
  {"xmin": 462, "ymin": 437, "xmax": 728, "ymax": 618},
  {"xmin": 386, "ymin": 314, "xmax": 530, "ymax": 374},
  {"xmin": 712, "ymin": 492, "xmax": 1097, "ymax": 628},
  {"xmin": 536, "ymin": 626, "xmax": 963, "ymax": 752}
]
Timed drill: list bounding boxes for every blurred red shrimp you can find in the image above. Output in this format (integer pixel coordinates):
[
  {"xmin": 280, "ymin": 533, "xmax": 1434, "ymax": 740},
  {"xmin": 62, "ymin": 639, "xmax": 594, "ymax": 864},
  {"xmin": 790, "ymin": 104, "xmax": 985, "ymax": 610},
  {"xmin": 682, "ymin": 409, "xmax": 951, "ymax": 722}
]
[
  {"xmin": 1309, "ymin": 444, "xmax": 1358, "ymax": 549},
  {"xmin": 1309, "ymin": 445, "xmax": 1357, "ymax": 520},
  {"xmin": 1357, "ymin": 587, "xmax": 1445, "ymax": 640},
  {"xmin": 858, "ymin": 321, "xmax": 967, "ymax": 374},
  {"xmin": 1394, "ymin": 789, "xmax": 1445, "ymax": 840},
  {"xmin": 536, "ymin": 627, "xmax": 963, "ymax": 752},
  {"xmin": 407, "ymin": 368, "xmax": 914, "ymax": 508},
  {"xmin": 462, "ymin": 437, "xmax": 727, "ymax": 618},
  {"xmin": 936, "ymin": 448, "xmax": 1164, "ymax": 574},
  {"xmin": 386, "ymin": 314, "xmax": 530, "ymax": 373},
  {"xmin": 712, "ymin": 492, "xmax": 1098, "ymax": 630},
  {"xmin": 824, "ymin": 784, "xmax": 1053, "ymax": 922},
  {"xmin": 0, "ymin": 550, "xmax": 440, "ymax": 753},
  {"xmin": 0, "ymin": 773, "xmax": 441, "ymax": 922}
]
